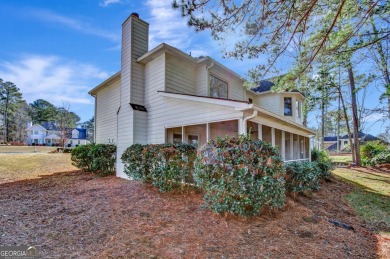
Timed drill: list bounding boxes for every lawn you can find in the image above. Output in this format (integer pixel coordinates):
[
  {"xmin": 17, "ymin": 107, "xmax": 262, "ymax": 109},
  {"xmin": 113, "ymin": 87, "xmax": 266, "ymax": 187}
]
[
  {"xmin": 0, "ymin": 153, "xmax": 386, "ymax": 258},
  {"xmin": 332, "ymin": 165, "xmax": 390, "ymax": 258},
  {"xmin": 0, "ymin": 153, "xmax": 77, "ymax": 183},
  {"xmin": 0, "ymin": 145, "xmax": 58, "ymax": 153},
  {"xmin": 330, "ymin": 154, "xmax": 353, "ymax": 164}
]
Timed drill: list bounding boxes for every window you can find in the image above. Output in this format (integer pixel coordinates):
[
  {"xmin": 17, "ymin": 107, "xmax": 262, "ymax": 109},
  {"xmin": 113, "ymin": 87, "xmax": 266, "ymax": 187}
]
[
  {"xmin": 173, "ymin": 133, "xmax": 182, "ymax": 144},
  {"xmin": 188, "ymin": 135, "xmax": 199, "ymax": 149},
  {"xmin": 210, "ymin": 75, "xmax": 228, "ymax": 99},
  {"xmin": 296, "ymin": 100, "xmax": 302, "ymax": 118},
  {"xmin": 284, "ymin": 97, "xmax": 292, "ymax": 116},
  {"xmin": 248, "ymin": 98, "xmax": 253, "ymax": 104},
  {"xmin": 34, "ymin": 130, "xmax": 39, "ymax": 135}
]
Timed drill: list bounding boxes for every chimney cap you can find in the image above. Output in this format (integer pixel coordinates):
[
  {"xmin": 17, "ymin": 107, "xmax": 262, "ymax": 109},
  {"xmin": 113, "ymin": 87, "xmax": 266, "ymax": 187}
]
[{"xmin": 131, "ymin": 13, "xmax": 139, "ymax": 18}]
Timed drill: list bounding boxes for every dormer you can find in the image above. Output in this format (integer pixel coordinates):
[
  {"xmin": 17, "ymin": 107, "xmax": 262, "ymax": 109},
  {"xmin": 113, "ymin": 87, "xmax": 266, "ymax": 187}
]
[{"xmin": 247, "ymin": 80, "xmax": 305, "ymax": 125}]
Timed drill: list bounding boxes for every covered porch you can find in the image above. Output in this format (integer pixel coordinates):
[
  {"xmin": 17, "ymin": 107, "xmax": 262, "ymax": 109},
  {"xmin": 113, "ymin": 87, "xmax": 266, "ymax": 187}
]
[{"xmin": 166, "ymin": 118, "xmax": 313, "ymax": 163}]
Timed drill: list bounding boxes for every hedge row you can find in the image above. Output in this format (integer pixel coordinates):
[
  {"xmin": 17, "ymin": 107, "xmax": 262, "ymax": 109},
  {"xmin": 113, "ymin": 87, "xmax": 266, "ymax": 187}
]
[
  {"xmin": 71, "ymin": 144, "xmax": 116, "ymax": 177},
  {"xmin": 121, "ymin": 143, "xmax": 197, "ymax": 191},
  {"xmin": 194, "ymin": 136, "xmax": 286, "ymax": 216}
]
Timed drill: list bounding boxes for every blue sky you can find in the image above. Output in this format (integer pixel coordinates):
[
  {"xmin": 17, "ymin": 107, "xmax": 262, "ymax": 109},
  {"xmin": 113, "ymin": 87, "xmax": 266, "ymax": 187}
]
[{"xmin": 0, "ymin": 0, "xmax": 387, "ymax": 136}]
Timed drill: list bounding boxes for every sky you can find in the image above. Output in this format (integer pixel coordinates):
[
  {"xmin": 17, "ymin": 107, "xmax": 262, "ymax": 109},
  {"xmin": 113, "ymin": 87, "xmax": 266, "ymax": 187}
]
[{"xmin": 0, "ymin": 0, "xmax": 388, "ymax": 136}]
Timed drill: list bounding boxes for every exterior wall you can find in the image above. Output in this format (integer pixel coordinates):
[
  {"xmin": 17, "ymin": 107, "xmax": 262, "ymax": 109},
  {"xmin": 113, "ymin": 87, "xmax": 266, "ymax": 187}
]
[
  {"xmin": 208, "ymin": 66, "xmax": 244, "ymax": 100},
  {"xmin": 144, "ymin": 54, "xmax": 166, "ymax": 144},
  {"xmin": 95, "ymin": 78, "xmax": 120, "ymax": 144},
  {"xmin": 255, "ymin": 93, "xmax": 282, "ymax": 115},
  {"xmin": 26, "ymin": 125, "xmax": 47, "ymax": 145},
  {"xmin": 147, "ymin": 96, "xmax": 244, "ymax": 144},
  {"xmin": 165, "ymin": 54, "xmax": 196, "ymax": 95},
  {"xmin": 195, "ymin": 64, "xmax": 208, "ymax": 96},
  {"xmin": 117, "ymin": 15, "xmax": 149, "ymax": 178}
]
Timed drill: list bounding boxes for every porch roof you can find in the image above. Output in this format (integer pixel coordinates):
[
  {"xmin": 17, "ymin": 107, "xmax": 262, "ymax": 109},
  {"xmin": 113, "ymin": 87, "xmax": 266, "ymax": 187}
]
[
  {"xmin": 158, "ymin": 90, "xmax": 316, "ymax": 135},
  {"xmin": 44, "ymin": 134, "xmax": 61, "ymax": 139}
]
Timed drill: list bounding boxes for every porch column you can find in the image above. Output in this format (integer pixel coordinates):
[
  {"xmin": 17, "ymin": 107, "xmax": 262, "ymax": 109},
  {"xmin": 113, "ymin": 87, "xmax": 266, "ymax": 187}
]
[
  {"xmin": 271, "ymin": 127, "xmax": 275, "ymax": 147},
  {"xmin": 206, "ymin": 123, "xmax": 210, "ymax": 143},
  {"xmin": 258, "ymin": 123, "xmax": 262, "ymax": 140},
  {"xmin": 290, "ymin": 133, "xmax": 294, "ymax": 160},
  {"xmin": 238, "ymin": 118, "xmax": 245, "ymax": 135},
  {"xmin": 281, "ymin": 131, "xmax": 286, "ymax": 160},
  {"xmin": 308, "ymin": 137, "xmax": 312, "ymax": 162},
  {"xmin": 181, "ymin": 126, "xmax": 185, "ymax": 143},
  {"xmin": 297, "ymin": 135, "xmax": 301, "ymax": 159}
]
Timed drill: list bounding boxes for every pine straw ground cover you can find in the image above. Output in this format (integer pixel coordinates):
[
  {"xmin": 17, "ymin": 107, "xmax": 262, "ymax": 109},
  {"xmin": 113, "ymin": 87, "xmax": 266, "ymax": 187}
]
[{"xmin": 0, "ymin": 170, "xmax": 383, "ymax": 258}]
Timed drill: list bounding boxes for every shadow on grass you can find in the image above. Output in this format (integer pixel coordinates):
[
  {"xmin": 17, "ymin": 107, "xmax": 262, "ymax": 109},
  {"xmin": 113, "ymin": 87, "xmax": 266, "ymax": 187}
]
[{"xmin": 332, "ymin": 173, "xmax": 390, "ymax": 233}]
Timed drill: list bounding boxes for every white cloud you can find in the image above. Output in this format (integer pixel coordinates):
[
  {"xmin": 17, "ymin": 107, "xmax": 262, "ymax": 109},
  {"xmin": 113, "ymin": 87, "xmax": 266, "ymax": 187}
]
[
  {"xmin": 364, "ymin": 113, "xmax": 384, "ymax": 123},
  {"xmin": 0, "ymin": 55, "xmax": 109, "ymax": 106},
  {"xmin": 27, "ymin": 8, "xmax": 119, "ymax": 41},
  {"xmin": 145, "ymin": 0, "xmax": 203, "ymax": 52},
  {"xmin": 99, "ymin": 0, "xmax": 122, "ymax": 7}
]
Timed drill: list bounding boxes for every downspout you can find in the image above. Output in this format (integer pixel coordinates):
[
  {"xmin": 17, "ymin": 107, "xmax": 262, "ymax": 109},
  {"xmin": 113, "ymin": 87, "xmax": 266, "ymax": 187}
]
[
  {"xmin": 206, "ymin": 61, "xmax": 214, "ymax": 96},
  {"xmin": 242, "ymin": 110, "xmax": 258, "ymax": 135}
]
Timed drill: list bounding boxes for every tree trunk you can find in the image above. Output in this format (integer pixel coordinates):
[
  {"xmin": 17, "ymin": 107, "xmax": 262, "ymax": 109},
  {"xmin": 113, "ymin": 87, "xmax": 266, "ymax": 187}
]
[
  {"xmin": 370, "ymin": 18, "xmax": 390, "ymax": 118},
  {"xmin": 348, "ymin": 66, "xmax": 361, "ymax": 166},
  {"xmin": 338, "ymin": 86, "xmax": 355, "ymax": 162},
  {"xmin": 321, "ymin": 85, "xmax": 325, "ymax": 150}
]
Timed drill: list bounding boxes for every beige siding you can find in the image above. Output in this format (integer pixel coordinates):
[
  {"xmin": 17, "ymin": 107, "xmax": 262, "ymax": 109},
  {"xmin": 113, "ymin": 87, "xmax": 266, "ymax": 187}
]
[
  {"xmin": 165, "ymin": 54, "xmax": 196, "ymax": 94},
  {"xmin": 117, "ymin": 16, "xmax": 149, "ymax": 179},
  {"xmin": 130, "ymin": 20, "xmax": 148, "ymax": 105},
  {"xmin": 195, "ymin": 65, "xmax": 208, "ymax": 96},
  {"xmin": 256, "ymin": 93, "xmax": 282, "ymax": 115},
  {"xmin": 148, "ymin": 97, "xmax": 243, "ymax": 144},
  {"xmin": 95, "ymin": 79, "xmax": 120, "ymax": 144},
  {"xmin": 209, "ymin": 66, "xmax": 244, "ymax": 101}
]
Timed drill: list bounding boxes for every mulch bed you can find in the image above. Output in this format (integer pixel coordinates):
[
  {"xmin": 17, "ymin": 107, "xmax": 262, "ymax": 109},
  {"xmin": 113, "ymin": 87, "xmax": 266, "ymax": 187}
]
[{"xmin": 0, "ymin": 171, "xmax": 379, "ymax": 258}]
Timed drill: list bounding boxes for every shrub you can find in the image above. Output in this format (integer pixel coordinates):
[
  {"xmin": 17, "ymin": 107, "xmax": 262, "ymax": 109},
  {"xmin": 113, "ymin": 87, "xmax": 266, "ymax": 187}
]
[
  {"xmin": 361, "ymin": 141, "xmax": 388, "ymax": 165},
  {"xmin": 371, "ymin": 149, "xmax": 390, "ymax": 165},
  {"xmin": 121, "ymin": 143, "xmax": 197, "ymax": 191},
  {"xmin": 89, "ymin": 144, "xmax": 116, "ymax": 176},
  {"xmin": 71, "ymin": 144, "xmax": 93, "ymax": 171},
  {"xmin": 71, "ymin": 144, "xmax": 116, "ymax": 176},
  {"xmin": 311, "ymin": 148, "xmax": 333, "ymax": 179},
  {"xmin": 285, "ymin": 161, "xmax": 321, "ymax": 194},
  {"xmin": 194, "ymin": 135, "xmax": 286, "ymax": 216}
]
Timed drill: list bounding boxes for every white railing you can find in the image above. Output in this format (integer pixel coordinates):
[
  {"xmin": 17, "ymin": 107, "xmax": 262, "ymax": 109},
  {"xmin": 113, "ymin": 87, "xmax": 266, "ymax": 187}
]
[{"xmin": 283, "ymin": 158, "xmax": 310, "ymax": 164}]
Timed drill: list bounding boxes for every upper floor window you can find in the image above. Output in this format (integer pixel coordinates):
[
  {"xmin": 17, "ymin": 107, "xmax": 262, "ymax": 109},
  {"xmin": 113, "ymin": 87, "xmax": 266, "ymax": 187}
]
[
  {"xmin": 210, "ymin": 75, "xmax": 228, "ymax": 99},
  {"xmin": 284, "ymin": 97, "xmax": 292, "ymax": 116},
  {"xmin": 33, "ymin": 130, "xmax": 39, "ymax": 135}
]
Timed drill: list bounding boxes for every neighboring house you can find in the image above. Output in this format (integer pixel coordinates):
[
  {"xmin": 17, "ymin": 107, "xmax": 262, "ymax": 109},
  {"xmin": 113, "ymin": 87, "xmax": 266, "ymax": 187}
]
[
  {"xmin": 26, "ymin": 123, "xmax": 89, "ymax": 147},
  {"xmin": 64, "ymin": 128, "xmax": 90, "ymax": 147},
  {"xmin": 26, "ymin": 122, "xmax": 61, "ymax": 146},
  {"xmin": 89, "ymin": 13, "xmax": 316, "ymax": 179},
  {"xmin": 324, "ymin": 131, "xmax": 380, "ymax": 153}
]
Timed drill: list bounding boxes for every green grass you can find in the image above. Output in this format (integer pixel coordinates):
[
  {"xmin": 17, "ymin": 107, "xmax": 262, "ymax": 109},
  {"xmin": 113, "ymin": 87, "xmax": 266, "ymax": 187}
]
[
  {"xmin": 330, "ymin": 154, "xmax": 353, "ymax": 164},
  {"xmin": 332, "ymin": 167, "xmax": 390, "ymax": 232}
]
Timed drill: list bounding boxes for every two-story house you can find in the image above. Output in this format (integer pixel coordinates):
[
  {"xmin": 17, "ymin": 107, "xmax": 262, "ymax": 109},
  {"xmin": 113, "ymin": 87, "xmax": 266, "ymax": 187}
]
[
  {"xmin": 89, "ymin": 13, "xmax": 316, "ymax": 179},
  {"xmin": 26, "ymin": 122, "xmax": 61, "ymax": 146}
]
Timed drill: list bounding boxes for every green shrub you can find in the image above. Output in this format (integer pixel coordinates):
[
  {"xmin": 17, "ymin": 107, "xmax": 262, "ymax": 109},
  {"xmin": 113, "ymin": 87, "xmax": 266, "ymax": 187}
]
[
  {"xmin": 71, "ymin": 144, "xmax": 93, "ymax": 171},
  {"xmin": 361, "ymin": 141, "xmax": 388, "ymax": 165},
  {"xmin": 71, "ymin": 144, "xmax": 116, "ymax": 176},
  {"xmin": 371, "ymin": 149, "xmax": 390, "ymax": 165},
  {"xmin": 194, "ymin": 135, "xmax": 286, "ymax": 216},
  {"xmin": 121, "ymin": 143, "xmax": 197, "ymax": 191},
  {"xmin": 89, "ymin": 144, "xmax": 116, "ymax": 176},
  {"xmin": 311, "ymin": 148, "xmax": 333, "ymax": 178},
  {"xmin": 285, "ymin": 161, "xmax": 321, "ymax": 193}
]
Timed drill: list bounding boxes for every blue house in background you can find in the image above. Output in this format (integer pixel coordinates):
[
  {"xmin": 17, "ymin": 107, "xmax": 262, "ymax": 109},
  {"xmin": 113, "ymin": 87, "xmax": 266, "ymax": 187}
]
[{"xmin": 64, "ymin": 128, "xmax": 90, "ymax": 147}]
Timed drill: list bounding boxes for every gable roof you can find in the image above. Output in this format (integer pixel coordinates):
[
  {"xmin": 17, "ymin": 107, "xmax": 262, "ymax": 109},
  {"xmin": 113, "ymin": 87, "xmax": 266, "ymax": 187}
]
[
  {"xmin": 72, "ymin": 128, "xmax": 87, "ymax": 139},
  {"xmin": 26, "ymin": 124, "xmax": 47, "ymax": 131},
  {"xmin": 41, "ymin": 122, "xmax": 60, "ymax": 131},
  {"xmin": 324, "ymin": 131, "xmax": 380, "ymax": 141},
  {"xmin": 251, "ymin": 80, "xmax": 275, "ymax": 93}
]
